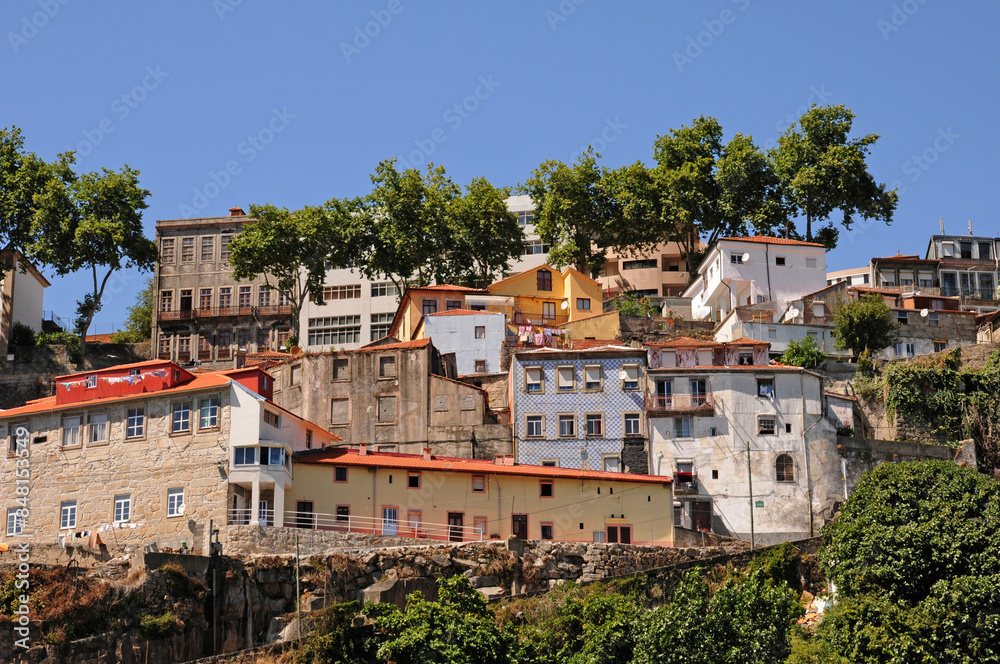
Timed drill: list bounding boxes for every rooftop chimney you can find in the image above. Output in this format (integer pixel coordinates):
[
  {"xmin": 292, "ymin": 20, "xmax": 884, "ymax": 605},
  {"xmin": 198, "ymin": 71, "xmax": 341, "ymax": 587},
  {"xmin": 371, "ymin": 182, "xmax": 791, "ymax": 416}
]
[
  {"xmin": 358, "ymin": 442, "xmax": 368, "ymax": 456},
  {"xmin": 229, "ymin": 206, "xmax": 246, "ymax": 217},
  {"xmin": 422, "ymin": 447, "xmax": 432, "ymax": 461}
]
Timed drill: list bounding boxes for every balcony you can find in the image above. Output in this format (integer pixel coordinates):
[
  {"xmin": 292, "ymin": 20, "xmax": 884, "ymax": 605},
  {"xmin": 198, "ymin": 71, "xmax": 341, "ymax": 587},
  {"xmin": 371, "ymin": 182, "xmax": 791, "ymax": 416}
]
[
  {"xmin": 158, "ymin": 309, "xmax": 194, "ymax": 321},
  {"xmin": 513, "ymin": 311, "xmax": 569, "ymax": 326},
  {"xmin": 673, "ymin": 472, "xmax": 699, "ymax": 495},
  {"xmin": 256, "ymin": 304, "xmax": 293, "ymax": 318},
  {"xmin": 227, "ymin": 509, "xmax": 486, "ymax": 543},
  {"xmin": 647, "ymin": 393, "xmax": 714, "ymax": 415}
]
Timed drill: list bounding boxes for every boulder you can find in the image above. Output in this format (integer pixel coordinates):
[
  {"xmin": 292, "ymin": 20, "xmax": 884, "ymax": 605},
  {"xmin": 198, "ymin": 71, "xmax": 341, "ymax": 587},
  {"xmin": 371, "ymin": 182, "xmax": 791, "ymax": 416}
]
[{"xmin": 362, "ymin": 577, "xmax": 439, "ymax": 608}]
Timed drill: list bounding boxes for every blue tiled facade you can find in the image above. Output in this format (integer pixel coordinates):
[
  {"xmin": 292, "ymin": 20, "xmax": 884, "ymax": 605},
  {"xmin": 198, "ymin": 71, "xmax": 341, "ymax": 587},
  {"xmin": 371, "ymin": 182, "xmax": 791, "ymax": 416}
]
[{"xmin": 511, "ymin": 351, "xmax": 647, "ymax": 469}]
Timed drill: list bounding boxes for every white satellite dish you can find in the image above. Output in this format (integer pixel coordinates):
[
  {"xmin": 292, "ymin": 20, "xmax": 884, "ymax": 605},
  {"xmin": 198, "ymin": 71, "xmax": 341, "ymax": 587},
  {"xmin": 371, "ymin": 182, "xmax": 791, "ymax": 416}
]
[
  {"xmin": 742, "ymin": 253, "xmax": 751, "ymax": 262},
  {"xmin": 560, "ymin": 300, "xmax": 569, "ymax": 310},
  {"xmin": 178, "ymin": 504, "xmax": 186, "ymax": 516},
  {"xmin": 619, "ymin": 370, "xmax": 628, "ymax": 380},
  {"xmin": 787, "ymin": 308, "xmax": 800, "ymax": 319},
  {"xmin": 920, "ymin": 308, "xmax": 929, "ymax": 317}
]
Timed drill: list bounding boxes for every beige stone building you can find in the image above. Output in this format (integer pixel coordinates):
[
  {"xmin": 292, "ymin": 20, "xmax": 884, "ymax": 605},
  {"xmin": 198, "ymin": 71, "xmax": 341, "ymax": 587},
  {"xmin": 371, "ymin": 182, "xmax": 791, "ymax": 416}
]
[
  {"xmin": 0, "ymin": 359, "xmax": 336, "ymax": 553},
  {"xmin": 595, "ymin": 242, "xmax": 694, "ymax": 298},
  {"xmin": 153, "ymin": 207, "xmax": 293, "ymax": 366},
  {"xmin": 268, "ymin": 337, "xmax": 511, "ymax": 458}
]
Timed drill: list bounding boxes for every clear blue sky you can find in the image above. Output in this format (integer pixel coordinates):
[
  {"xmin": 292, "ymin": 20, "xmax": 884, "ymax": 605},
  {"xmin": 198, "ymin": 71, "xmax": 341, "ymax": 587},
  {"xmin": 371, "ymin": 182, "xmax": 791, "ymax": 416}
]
[{"xmin": 4, "ymin": 1, "xmax": 998, "ymax": 333}]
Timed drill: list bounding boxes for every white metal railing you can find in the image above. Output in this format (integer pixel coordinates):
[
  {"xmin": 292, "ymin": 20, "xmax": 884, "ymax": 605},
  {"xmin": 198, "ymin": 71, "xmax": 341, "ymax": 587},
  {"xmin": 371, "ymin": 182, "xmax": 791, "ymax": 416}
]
[{"xmin": 227, "ymin": 509, "xmax": 485, "ymax": 542}]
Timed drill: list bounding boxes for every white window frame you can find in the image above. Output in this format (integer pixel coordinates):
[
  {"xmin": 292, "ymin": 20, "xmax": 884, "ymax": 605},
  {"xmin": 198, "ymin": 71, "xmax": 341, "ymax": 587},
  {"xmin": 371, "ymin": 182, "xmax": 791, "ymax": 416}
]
[
  {"xmin": 584, "ymin": 364, "xmax": 603, "ymax": 391},
  {"xmin": 167, "ymin": 488, "xmax": 185, "ymax": 517},
  {"xmin": 88, "ymin": 412, "xmax": 108, "ymax": 444},
  {"xmin": 60, "ymin": 500, "xmax": 77, "ymax": 530},
  {"xmin": 172, "ymin": 402, "xmax": 191, "ymax": 433},
  {"xmin": 114, "ymin": 494, "xmax": 131, "ymax": 524},
  {"xmin": 525, "ymin": 415, "xmax": 544, "ymax": 438},
  {"xmin": 558, "ymin": 414, "xmax": 576, "ymax": 438},
  {"xmin": 621, "ymin": 364, "xmax": 640, "ymax": 391},
  {"xmin": 556, "ymin": 365, "xmax": 575, "ymax": 392},
  {"xmin": 62, "ymin": 415, "xmax": 81, "ymax": 447},
  {"xmin": 200, "ymin": 397, "xmax": 219, "ymax": 429},
  {"xmin": 524, "ymin": 366, "xmax": 543, "ymax": 393},
  {"xmin": 624, "ymin": 413, "xmax": 641, "ymax": 436},
  {"xmin": 7, "ymin": 508, "xmax": 24, "ymax": 536},
  {"xmin": 126, "ymin": 407, "xmax": 145, "ymax": 439},
  {"xmin": 758, "ymin": 415, "xmax": 777, "ymax": 436},
  {"xmin": 585, "ymin": 413, "xmax": 604, "ymax": 437}
]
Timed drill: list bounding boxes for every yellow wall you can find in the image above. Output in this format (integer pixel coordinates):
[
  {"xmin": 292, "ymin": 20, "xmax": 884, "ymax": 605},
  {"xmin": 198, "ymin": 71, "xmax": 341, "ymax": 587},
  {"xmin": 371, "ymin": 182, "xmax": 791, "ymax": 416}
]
[
  {"xmin": 488, "ymin": 266, "xmax": 603, "ymax": 325},
  {"xmin": 559, "ymin": 310, "xmax": 621, "ymax": 340},
  {"xmin": 288, "ymin": 463, "xmax": 674, "ymax": 545}
]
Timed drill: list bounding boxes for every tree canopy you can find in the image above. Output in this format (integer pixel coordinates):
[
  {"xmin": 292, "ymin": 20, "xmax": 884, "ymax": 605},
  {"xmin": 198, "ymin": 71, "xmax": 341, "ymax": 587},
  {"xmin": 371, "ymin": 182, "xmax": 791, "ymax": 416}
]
[
  {"xmin": 832, "ymin": 293, "xmax": 898, "ymax": 357},
  {"xmin": 111, "ymin": 276, "xmax": 154, "ymax": 343},
  {"xmin": 779, "ymin": 335, "xmax": 827, "ymax": 370}
]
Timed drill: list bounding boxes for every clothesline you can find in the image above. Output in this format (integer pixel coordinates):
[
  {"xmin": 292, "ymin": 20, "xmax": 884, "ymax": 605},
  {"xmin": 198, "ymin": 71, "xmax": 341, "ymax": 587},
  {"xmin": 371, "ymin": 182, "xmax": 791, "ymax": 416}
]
[{"xmin": 59, "ymin": 369, "xmax": 168, "ymax": 391}]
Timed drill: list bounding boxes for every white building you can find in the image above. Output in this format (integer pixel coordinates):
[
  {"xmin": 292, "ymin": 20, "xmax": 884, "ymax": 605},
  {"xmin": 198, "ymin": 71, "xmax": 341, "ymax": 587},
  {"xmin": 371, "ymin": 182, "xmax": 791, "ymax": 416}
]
[
  {"xmin": 644, "ymin": 337, "xmax": 841, "ymax": 545},
  {"xmin": 826, "ymin": 266, "xmax": 869, "ymax": 287},
  {"xmin": 1, "ymin": 251, "xmax": 50, "ymax": 358},
  {"xmin": 683, "ymin": 237, "xmax": 828, "ymax": 323},
  {"xmin": 412, "ymin": 309, "xmax": 506, "ymax": 375}
]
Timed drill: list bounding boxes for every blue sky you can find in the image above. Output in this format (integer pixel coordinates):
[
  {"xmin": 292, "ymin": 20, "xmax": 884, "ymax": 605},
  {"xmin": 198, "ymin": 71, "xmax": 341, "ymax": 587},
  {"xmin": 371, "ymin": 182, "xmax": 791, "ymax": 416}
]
[{"xmin": 3, "ymin": 1, "xmax": 998, "ymax": 333}]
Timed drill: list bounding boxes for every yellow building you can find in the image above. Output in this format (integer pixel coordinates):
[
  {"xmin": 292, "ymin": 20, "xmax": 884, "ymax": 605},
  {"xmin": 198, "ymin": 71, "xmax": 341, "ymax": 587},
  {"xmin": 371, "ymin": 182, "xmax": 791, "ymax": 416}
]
[
  {"xmin": 388, "ymin": 284, "xmax": 487, "ymax": 342},
  {"xmin": 289, "ymin": 444, "xmax": 675, "ymax": 546},
  {"xmin": 488, "ymin": 265, "xmax": 603, "ymax": 327}
]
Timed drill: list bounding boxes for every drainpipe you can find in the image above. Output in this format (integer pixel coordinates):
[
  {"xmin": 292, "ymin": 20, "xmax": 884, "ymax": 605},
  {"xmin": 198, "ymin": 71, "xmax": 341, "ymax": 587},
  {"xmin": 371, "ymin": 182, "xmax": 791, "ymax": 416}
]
[{"xmin": 765, "ymin": 244, "xmax": 773, "ymax": 302}]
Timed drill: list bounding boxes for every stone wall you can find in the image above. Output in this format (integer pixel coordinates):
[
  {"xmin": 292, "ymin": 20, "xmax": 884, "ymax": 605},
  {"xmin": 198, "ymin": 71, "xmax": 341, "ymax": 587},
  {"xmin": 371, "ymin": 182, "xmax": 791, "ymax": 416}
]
[
  {"xmin": 837, "ymin": 435, "xmax": 960, "ymax": 496},
  {"xmin": 621, "ymin": 435, "xmax": 649, "ymax": 474}
]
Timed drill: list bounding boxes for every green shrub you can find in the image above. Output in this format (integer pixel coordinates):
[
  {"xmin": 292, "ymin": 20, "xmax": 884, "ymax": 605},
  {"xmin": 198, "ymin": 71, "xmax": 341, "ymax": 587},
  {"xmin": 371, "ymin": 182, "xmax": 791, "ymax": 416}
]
[
  {"xmin": 36, "ymin": 331, "xmax": 82, "ymax": 365},
  {"xmin": 780, "ymin": 336, "xmax": 826, "ymax": 369},
  {"xmin": 157, "ymin": 563, "xmax": 205, "ymax": 599},
  {"xmin": 9, "ymin": 321, "xmax": 36, "ymax": 349},
  {"xmin": 139, "ymin": 611, "xmax": 177, "ymax": 638},
  {"xmin": 746, "ymin": 541, "xmax": 801, "ymax": 589}
]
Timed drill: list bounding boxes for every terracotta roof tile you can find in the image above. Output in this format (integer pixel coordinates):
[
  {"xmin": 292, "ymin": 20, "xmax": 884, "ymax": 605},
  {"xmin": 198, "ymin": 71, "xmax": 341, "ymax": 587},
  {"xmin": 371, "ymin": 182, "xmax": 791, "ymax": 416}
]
[
  {"xmin": 720, "ymin": 235, "xmax": 826, "ymax": 248},
  {"xmin": 645, "ymin": 337, "xmax": 722, "ymax": 348},
  {"xmin": 417, "ymin": 284, "xmax": 486, "ymax": 292},
  {"xmin": 355, "ymin": 337, "xmax": 431, "ymax": 352},
  {"xmin": 424, "ymin": 309, "xmax": 502, "ymax": 317}
]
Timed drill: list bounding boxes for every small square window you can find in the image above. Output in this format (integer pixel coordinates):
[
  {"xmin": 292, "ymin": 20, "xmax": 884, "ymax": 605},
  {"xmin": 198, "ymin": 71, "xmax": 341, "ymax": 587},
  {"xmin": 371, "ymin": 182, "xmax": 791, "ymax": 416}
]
[
  {"xmin": 603, "ymin": 456, "xmax": 620, "ymax": 472},
  {"xmin": 334, "ymin": 466, "xmax": 348, "ymax": 483},
  {"xmin": 558, "ymin": 414, "xmax": 576, "ymax": 437},
  {"xmin": 586, "ymin": 413, "xmax": 604, "ymax": 437},
  {"xmin": 86, "ymin": 375, "xmax": 97, "ymax": 389},
  {"xmin": 933, "ymin": 341, "xmax": 947, "ymax": 353},
  {"xmin": 785, "ymin": 423, "xmax": 792, "ymax": 433},
  {"xmin": 897, "ymin": 311, "xmax": 909, "ymax": 325},
  {"xmin": 474, "ymin": 360, "xmax": 487, "ymax": 373},
  {"xmin": 264, "ymin": 411, "xmax": 280, "ymax": 428},
  {"xmin": 408, "ymin": 472, "xmax": 421, "ymax": 489},
  {"xmin": 540, "ymin": 523, "xmax": 554, "ymax": 540},
  {"xmin": 775, "ymin": 256, "xmax": 786, "ymax": 266},
  {"xmin": 577, "ymin": 298, "xmax": 591, "ymax": 310},
  {"xmin": 757, "ymin": 377, "xmax": 775, "ymax": 398},
  {"xmin": 928, "ymin": 312, "xmax": 940, "ymax": 327},
  {"xmin": 758, "ymin": 416, "xmax": 776, "ymax": 436},
  {"xmin": 332, "ymin": 358, "xmax": 350, "ymax": 380},
  {"xmin": 806, "ymin": 258, "xmax": 817, "ymax": 268},
  {"xmin": 474, "ymin": 326, "xmax": 486, "ymax": 339},
  {"xmin": 379, "ymin": 355, "xmax": 396, "ymax": 378},
  {"xmin": 472, "ymin": 475, "xmax": 485, "ymax": 493},
  {"xmin": 540, "ymin": 481, "xmax": 554, "ymax": 498}
]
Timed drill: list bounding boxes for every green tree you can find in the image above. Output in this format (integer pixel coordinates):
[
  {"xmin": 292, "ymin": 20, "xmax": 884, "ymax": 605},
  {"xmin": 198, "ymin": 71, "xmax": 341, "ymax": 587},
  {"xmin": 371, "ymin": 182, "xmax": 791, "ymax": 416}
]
[
  {"xmin": 111, "ymin": 276, "xmax": 154, "ymax": 343},
  {"xmin": 228, "ymin": 201, "xmax": 359, "ymax": 343},
  {"xmin": 770, "ymin": 105, "xmax": 898, "ymax": 247},
  {"xmin": 831, "ymin": 293, "xmax": 898, "ymax": 357},
  {"xmin": 780, "ymin": 335, "xmax": 827, "ymax": 369},
  {"xmin": 611, "ymin": 292, "xmax": 659, "ymax": 317},
  {"xmin": 30, "ymin": 164, "xmax": 156, "ymax": 368},
  {"xmin": 442, "ymin": 177, "xmax": 523, "ymax": 288}
]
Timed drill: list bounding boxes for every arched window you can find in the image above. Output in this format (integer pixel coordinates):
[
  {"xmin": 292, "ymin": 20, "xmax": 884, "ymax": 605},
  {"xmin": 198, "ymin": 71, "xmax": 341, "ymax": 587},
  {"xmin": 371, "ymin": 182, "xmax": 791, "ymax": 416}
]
[{"xmin": 775, "ymin": 454, "xmax": 794, "ymax": 482}]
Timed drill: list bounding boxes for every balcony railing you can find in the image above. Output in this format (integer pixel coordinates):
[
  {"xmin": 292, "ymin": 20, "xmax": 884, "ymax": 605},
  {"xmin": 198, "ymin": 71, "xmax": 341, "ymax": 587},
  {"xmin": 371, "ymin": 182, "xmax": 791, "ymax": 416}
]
[
  {"xmin": 673, "ymin": 472, "xmax": 699, "ymax": 495},
  {"xmin": 513, "ymin": 311, "xmax": 569, "ymax": 326},
  {"xmin": 256, "ymin": 304, "xmax": 293, "ymax": 318},
  {"xmin": 158, "ymin": 309, "xmax": 194, "ymax": 321},
  {"xmin": 647, "ymin": 393, "xmax": 714, "ymax": 414},
  {"xmin": 226, "ymin": 509, "xmax": 485, "ymax": 542}
]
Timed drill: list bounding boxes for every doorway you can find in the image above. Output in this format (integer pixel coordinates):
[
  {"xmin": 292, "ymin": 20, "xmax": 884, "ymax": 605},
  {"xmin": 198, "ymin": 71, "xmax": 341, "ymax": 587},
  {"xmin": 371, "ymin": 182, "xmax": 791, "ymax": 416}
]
[
  {"xmin": 511, "ymin": 514, "xmax": 528, "ymax": 539},
  {"xmin": 447, "ymin": 512, "xmax": 464, "ymax": 542}
]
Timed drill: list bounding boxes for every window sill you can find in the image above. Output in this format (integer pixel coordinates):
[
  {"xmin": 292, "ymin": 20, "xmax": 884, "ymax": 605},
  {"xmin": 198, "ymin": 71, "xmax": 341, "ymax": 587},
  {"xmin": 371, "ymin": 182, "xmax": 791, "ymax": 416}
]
[
  {"xmin": 59, "ymin": 445, "xmax": 82, "ymax": 451},
  {"xmin": 88, "ymin": 440, "xmax": 109, "ymax": 447}
]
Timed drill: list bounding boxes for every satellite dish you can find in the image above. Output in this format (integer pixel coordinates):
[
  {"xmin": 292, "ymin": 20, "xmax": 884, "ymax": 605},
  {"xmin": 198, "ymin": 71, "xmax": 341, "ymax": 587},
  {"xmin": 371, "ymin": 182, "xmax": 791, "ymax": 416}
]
[
  {"xmin": 920, "ymin": 309, "xmax": 929, "ymax": 317},
  {"xmin": 177, "ymin": 504, "xmax": 186, "ymax": 516},
  {"xmin": 742, "ymin": 253, "xmax": 750, "ymax": 262},
  {"xmin": 787, "ymin": 308, "xmax": 800, "ymax": 319},
  {"xmin": 580, "ymin": 448, "xmax": 589, "ymax": 462},
  {"xmin": 290, "ymin": 345, "xmax": 303, "ymax": 356},
  {"xmin": 619, "ymin": 370, "xmax": 628, "ymax": 380},
  {"xmin": 561, "ymin": 300, "xmax": 569, "ymax": 310}
]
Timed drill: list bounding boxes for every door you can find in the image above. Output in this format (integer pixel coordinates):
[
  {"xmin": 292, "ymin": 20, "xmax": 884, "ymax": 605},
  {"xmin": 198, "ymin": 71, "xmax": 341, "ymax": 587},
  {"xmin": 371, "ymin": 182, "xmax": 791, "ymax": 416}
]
[
  {"xmin": 295, "ymin": 501, "xmax": 313, "ymax": 529},
  {"xmin": 382, "ymin": 506, "xmax": 398, "ymax": 536},
  {"xmin": 941, "ymin": 272, "xmax": 957, "ymax": 296},
  {"xmin": 448, "ymin": 512, "xmax": 464, "ymax": 542},
  {"xmin": 690, "ymin": 379, "xmax": 707, "ymax": 407},
  {"xmin": 258, "ymin": 500, "xmax": 271, "ymax": 526},
  {"xmin": 179, "ymin": 289, "xmax": 193, "ymax": 315},
  {"xmin": 656, "ymin": 381, "xmax": 672, "ymax": 408},
  {"xmin": 692, "ymin": 501, "xmax": 712, "ymax": 533},
  {"xmin": 511, "ymin": 514, "xmax": 528, "ymax": 540}
]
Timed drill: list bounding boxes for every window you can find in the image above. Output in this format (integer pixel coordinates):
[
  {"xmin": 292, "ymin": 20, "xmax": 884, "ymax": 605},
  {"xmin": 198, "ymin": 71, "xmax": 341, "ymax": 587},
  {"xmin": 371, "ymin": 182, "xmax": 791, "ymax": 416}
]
[
  {"xmin": 526, "ymin": 415, "xmax": 543, "ymax": 438},
  {"xmin": 196, "ymin": 288, "xmax": 212, "ymax": 311},
  {"xmin": 775, "ymin": 256, "xmax": 785, "ymax": 266},
  {"xmin": 334, "ymin": 466, "xmax": 348, "ymax": 483},
  {"xmin": 377, "ymin": 395, "xmax": 397, "ymax": 423},
  {"xmin": 220, "ymin": 234, "xmax": 233, "ymax": 261},
  {"xmin": 960, "ymin": 241, "xmax": 973, "ymax": 259},
  {"xmin": 201, "ymin": 236, "xmax": 214, "ymax": 261},
  {"xmin": 517, "ymin": 211, "xmax": 534, "ymax": 226},
  {"xmin": 622, "ymin": 259, "xmax": 658, "ymax": 270},
  {"xmin": 262, "ymin": 447, "xmax": 286, "ymax": 466},
  {"xmin": 320, "ymin": 284, "xmax": 362, "ymax": 300},
  {"xmin": 894, "ymin": 343, "xmax": 903, "ymax": 357},
  {"xmin": 62, "ymin": 416, "xmax": 81, "ymax": 447},
  {"xmin": 177, "ymin": 334, "xmax": 191, "ymax": 359},
  {"xmin": 768, "ymin": 328, "xmax": 777, "ymax": 339},
  {"xmin": 674, "ymin": 417, "xmax": 691, "ymax": 438},
  {"xmin": 541, "ymin": 460, "xmax": 557, "ymax": 467},
  {"xmin": 407, "ymin": 472, "xmax": 421, "ymax": 489},
  {"xmin": 308, "ymin": 316, "xmax": 362, "ymax": 346},
  {"xmin": 371, "ymin": 282, "xmax": 399, "ymax": 298},
  {"xmin": 979, "ymin": 242, "xmax": 992, "ymax": 260},
  {"xmin": 624, "ymin": 413, "xmax": 641, "ymax": 436},
  {"xmin": 264, "ymin": 410, "xmax": 280, "ymax": 428},
  {"xmin": 371, "ymin": 313, "xmax": 393, "ymax": 341},
  {"xmin": 172, "ymin": 402, "xmax": 191, "ymax": 433},
  {"xmin": 422, "ymin": 299, "xmax": 438, "ymax": 315},
  {"xmin": 238, "ymin": 286, "xmax": 252, "ymax": 309},
  {"xmin": 199, "ymin": 397, "xmax": 219, "ymax": 429},
  {"xmin": 332, "ymin": 358, "xmax": 350, "ymax": 380},
  {"xmin": 537, "ymin": 269, "xmax": 553, "ymax": 291},
  {"xmin": 584, "ymin": 365, "xmax": 603, "ymax": 390},
  {"xmin": 218, "ymin": 287, "xmax": 232, "ymax": 310},
  {"xmin": 730, "ymin": 254, "xmax": 744, "ymax": 264},
  {"xmin": 330, "ymin": 398, "xmax": 350, "ymax": 425},
  {"xmin": 167, "ymin": 488, "xmax": 184, "ymax": 517},
  {"xmin": 474, "ymin": 326, "xmax": 486, "ymax": 339},
  {"xmin": 523, "ymin": 239, "xmax": 550, "ymax": 255},
  {"xmin": 897, "ymin": 311, "xmax": 909, "ymax": 325},
  {"xmin": 540, "ymin": 481, "xmax": 554, "ymax": 498},
  {"xmin": 474, "ymin": 517, "xmax": 488, "ymax": 536},
  {"xmin": 446, "ymin": 300, "xmax": 462, "ymax": 311},
  {"xmin": 558, "ymin": 414, "xmax": 576, "ymax": 437},
  {"xmin": 218, "ymin": 330, "xmax": 232, "ymax": 359},
  {"xmin": 7, "ymin": 508, "xmax": 24, "ymax": 536},
  {"xmin": 757, "ymin": 377, "xmax": 775, "ymax": 398},
  {"xmin": 556, "ymin": 365, "xmax": 575, "ymax": 392},
  {"xmin": 540, "ymin": 523, "xmax": 554, "ymax": 540},
  {"xmin": 739, "ymin": 351, "xmax": 753, "ymax": 365},
  {"xmin": 336, "ymin": 505, "xmax": 350, "ymax": 522},
  {"xmin": 181, "ymin": 237, "xmax": 195, "ymax": 263},
  {"xmin": 379, "ymin": 355, "xmax": 396, "ymax": 378},
  {"xmin": 88, "ymin": 413, "xmax": 108, "ymax": 443},
  {"xmin": 259, "ymin": 286, "xmax": 271, "ymax": 308},
  {"xmin": 114, "ymin": 494, "xmax": 131, "ymax": 523},
  {"xmin": 906, "ymin": 343, "xmax": 916, "ymax": 357},
  {"xmin": 586, "ymin": 413, "xmax": 604, "ymax": 437},
  {"xmin": 474, "ymin": 360, "xmax": 487, "ymax": 373},
  {"xmin": 775, "ymin": 454, "xmax": 794, "ymax": 482},
  {"xmin": 603, "ymin": 456, "xmax": 620, "ymax": 472},
  {"xmin": 813, "ymin": 302, "xmax": 826, "ymax": 317},
  {"xmin": 758, "ymin": 416, "xmax": 776, "ymax": 436},
  {"xmin": 305, "ymin": 429, "xmax": 313, "ymax": 449},
  {"xmin": 160, "ymin": 238, "xmax": 175, "ymax": 263},
  {"xmin": 806, "ymin": 258, "xmax": 817, "ymax": 268},
  {"xmin": 542, "ymin": 302, "xmax": 556, "ymax": 320},
  {"xmin": 126, "ymin": 408, "xmax": 144, "ymax": 438},
  {"xmin": 606, "ymin": 525, "xmax": 632, "ymax": 544},
  {"xmin": 60, "ymin": 500, "xmax": 77, "ymax": 529},
  {"xmin": 934, "ymin": 341, "xmax": 947, "ymax": 353},
  {"xmin": 525, "ymin": 366, "xmax": 543, "ymax": 393},
  {"xmin": 622, "ymin": 364, "xmax": 640, "ymax": 390},
  {"xmin": 472, "ymin": 475, "xmax": 485, "ymax": 493},
  {"xmin": 570, "ymin": 298, "xmax": 590, "ymax": 313},
  {"xmin": 234, "ymin": 447, "xmax": 257, "ymax": 466},
  {"xmin": 160, "ymin": 290, "xmax": 173, "ymax": 313}
]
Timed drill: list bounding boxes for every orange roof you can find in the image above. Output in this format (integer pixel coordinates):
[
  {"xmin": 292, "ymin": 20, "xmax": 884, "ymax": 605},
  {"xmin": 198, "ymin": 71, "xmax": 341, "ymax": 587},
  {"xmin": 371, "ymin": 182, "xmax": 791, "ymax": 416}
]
[
  {"xmin": 354, "ymin": 337, "xmax": 431, "ymax": 353},
  {"xmin": 296, "ymin": 448, "xmax": 672, "ymax": 484},
  {"xmin": 416, "ymin": 284, "xmax": 486, "ymax": 292},
  {"xmin": 1, "ymin": 372, "xmax": 232, "ymax": 418},
  {"xmin": 727, "ymin": 337, "xmax": 771, "ymax": 346},
  {"xmin": 85, "ymin": 333, "xmax": 115, "ymax": 344},
  {"xmin": 645, "ymin": 337, "xmax": 722, "ymax": 348},
  {"xmin": 720, "ymin": 236, "xmax": 826, "ymax": 248},
  {"xmin": 570, "ymin": 339, "xmax": 624, "ymax": 349},
  {"xmin": 424, "ymin": 309, "xmax": 502, "ymax": 317}
]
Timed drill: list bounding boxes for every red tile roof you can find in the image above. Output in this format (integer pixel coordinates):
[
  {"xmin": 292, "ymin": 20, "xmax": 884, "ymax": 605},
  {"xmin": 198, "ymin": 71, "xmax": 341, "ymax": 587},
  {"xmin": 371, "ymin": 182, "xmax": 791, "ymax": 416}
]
[
  {"xmin": 51, "ymin": 359, "xmax": 177, "ymax": 383},
  {"xmin": 296, "ymin": 448, "xmax": 672, "ymax": 484},
  {"xmin": 355, "ymin": 337, "xmax": 431, "ymax": 352},
  {"xmin": 417, "ymin": 284, "xmax": 486, "ymax": 292},
  {"xmin": 645, "ymin": 337, "xmax": 721, "ymax": 348},
  {"xmin": 720, "ymin": 236, "xmax": 826, "ymax": 248},
  {"xmin": 727, "ymin": 337, "xmax": 771, "ymax": 346},
  {"xmin": 424, "ymin": 309, "xmax": 502, "ymax": 317}
]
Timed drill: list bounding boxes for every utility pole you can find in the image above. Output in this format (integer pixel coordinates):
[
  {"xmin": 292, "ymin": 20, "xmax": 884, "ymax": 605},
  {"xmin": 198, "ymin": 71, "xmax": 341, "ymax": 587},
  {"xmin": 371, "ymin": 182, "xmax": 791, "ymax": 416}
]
[
  {"xmin": 295, "ymin": 530, "xmax": 302, "ymax": 642},
  {"xmin": 747, "ymin": 437, "xmax": 755, "ymax": 550}
]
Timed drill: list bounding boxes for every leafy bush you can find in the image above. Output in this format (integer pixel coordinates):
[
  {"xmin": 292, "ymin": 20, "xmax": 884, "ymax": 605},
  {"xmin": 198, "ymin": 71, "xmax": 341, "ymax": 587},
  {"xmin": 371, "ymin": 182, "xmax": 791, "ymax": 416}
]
[
  {"xmin": 36, "ymin": 331, "xmax": 82, "ymax": 365},
  {"xmin": 832, "ymin": 293, "xmax": 899, "ymax": 356},
  {"xmin": 612, "ymin": 292, "xmax": 659, "ymax": 317},
  {"xmin": 9, "ymin": 321, "xmax": 36, "ymax": 349},
  {"xmin": 110, "ymin": 329, "xmax": 146, "ymax": 343},
  {"xmin": 139, "ymin": 611, "xmax": 177, "ymax": 638},
  {"xmin": 779, "ymin": 336, "xmax": 826, "ymax": 369},
  {"xmin": 299, "ymin": 600, "xmax": 376, "ymax": 664},
  {"xmin": 157, "ymin": 563, "xmax": 206, "ymax": 599},
  {"xmin": 745, "ymin": 541, "xmax": 801, "ymax": 589}
]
